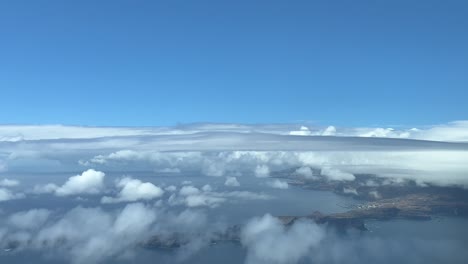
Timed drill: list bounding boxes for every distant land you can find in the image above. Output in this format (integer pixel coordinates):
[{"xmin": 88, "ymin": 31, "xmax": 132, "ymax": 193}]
[{"xmin": 142, "ymin": 168, "xmax": 468, "ymax": 249}]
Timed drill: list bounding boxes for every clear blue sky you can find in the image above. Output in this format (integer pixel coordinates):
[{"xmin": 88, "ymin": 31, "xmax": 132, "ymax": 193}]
[{"xmin": 1, "ymin": 0, "xmax": 467, "ymax": 126}]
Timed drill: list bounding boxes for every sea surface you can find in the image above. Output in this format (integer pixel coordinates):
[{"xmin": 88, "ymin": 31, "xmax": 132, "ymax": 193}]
[{"xmin": 1, "ymin": 171, "xmax": 468, "ymax": 263}]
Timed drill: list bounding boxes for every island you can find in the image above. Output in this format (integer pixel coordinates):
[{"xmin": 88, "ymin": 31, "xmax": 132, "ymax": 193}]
[{"xmin": 144, "ymin": 167, "xmax": 468, "ymax": 249}]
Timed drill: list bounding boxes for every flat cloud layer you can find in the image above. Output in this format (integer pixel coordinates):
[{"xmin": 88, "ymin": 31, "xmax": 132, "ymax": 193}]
[
  {"xmin": 0, "ymin": 121, "xmax": 467, "ymax": 188},
  {"xmin": 1, "ymin": 121, "xmax": 468, "ymax": 141}
]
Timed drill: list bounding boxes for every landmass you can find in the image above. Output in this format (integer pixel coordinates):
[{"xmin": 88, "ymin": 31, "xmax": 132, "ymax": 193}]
[
  {"xmin": 144, "ymin": 167, "xmax": 468, "ymax": 249},
  {"xmin": 4, "ymin": 167, "xmax": 468, "ymax": 251}
]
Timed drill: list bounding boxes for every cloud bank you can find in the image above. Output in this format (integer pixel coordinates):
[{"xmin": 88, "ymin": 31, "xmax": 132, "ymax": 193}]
[{"xmin": 0, "ymin": 121, "xmax": 467, "ymax": 188}]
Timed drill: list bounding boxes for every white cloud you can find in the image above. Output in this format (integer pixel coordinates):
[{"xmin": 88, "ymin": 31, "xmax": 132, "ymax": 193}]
[
  {"xmin": 101, "ymin": 177, "xmax": 164, "ymax": 203},
  {"xmin": 179, "ymin": 186, "xmax": 200, "ymax": 196},
  {"xmin": 158, "ymin": 168, "xmax": 181, "ymax": 173},
  {"xmin": 0, "ymin": 125, "xmax": 161, "ymax": 141},
  {"xmin": 0, "ymin": 188, "xmax": 25, "ymax": 201},
  {"xmin": 55, "ymin": 169, "xmax": 106, "ymax": 196},
  {"xmin": 8, "ymin": 209, "xmax": 51, "ymax": 230},
  {"xmin": 2, "ymin": 121, "xmax": 468, "ymax": 188},
  {"xmin": 90, "ymin": 150, "xmax": 141, "ymax": 164},
  {"xmin": 165, "ymin": 185, "xmax": 177, "ymax": 192},
  {"xmin": 343, "ymin": 187, "xmax": 358, "ymax": 195},
  {"xmin": 266, "ymin": 179, "xmax": 289, "ymax": 189},
  {"xmin": 286, "ymin": 121, "xmax": 468, "ymax": 141},
  {"xmin": 255, "ymin": 165, "xmax": 270, "ymax": 178},
  {"xmin": 369, "ymin": 190, "xmax": 381, "ymax": 199},
  {"xmin": 295, "ymin": 166, "xmax": 315, "ymax": 179},
  {"xmin": 0, "ymin": 203, "xmax": 218, "ymax": 264},
  {"xmin": 0, "ymin": 178, "xmax": 20, "ymax": 187},
  {"xmin": 241, "ymin": 214, "xmax": 325, "ymax": 264},
  {"xmin": 33, "ymin": 149, "xmax": 468, "ymax": 187},
  {"xmin": 358, "ymin": 127, "xmax": 400, "ymax": 138},
  {"xmin": 225, "ymin": 176, "xmax": 240, "ymax": 187},
  {"xmin": 216, "ymin": 191, "xmax": 271, "ymax": 200},
  {"xmin": 320, "ymin": 166, "xmax": 355, "ymax": 181},
  {"xmin": 1, "ymin": 121, "xmax": 467, "ymax": 145},
  {"xmin": 185, "ymin": 194, "xmax": 226, "ymax": 208},
  {"xmin": 201, "ymin": 184, "xmax": 212, "ymax": 192},
  {"xmin": 289, "ymin": 126, "xmax": 312, "ymax": 136},
  {"xmin": 322, "ymin": 126, "xmax": 336, "ymax": 136},
  {"xmin": 202, "ymin": 159, "xmax": 226, "ymax": 177},
  {"xmin": 32, "ymin": 183, "xmax": 59, "ymax": 194},
  {"xmin": 169, "ymin": 184, "xmax": 271, "ymax": 208},
  {"xmin": 33, "ymin": 203, "xmax": 157, "ymax": 264},
  {"xmin": 411, "ymin": 120, "xmax": 468, "ymax": 142},
  {"xmin": 0, "ymin": 159, "xmax": 7, "ymax": 172}
]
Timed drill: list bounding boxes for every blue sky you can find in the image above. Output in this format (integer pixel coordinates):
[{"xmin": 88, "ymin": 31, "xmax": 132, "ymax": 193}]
[{"xmin": 0, "ymin": 0, "xmax": 467, "ymax": 126}]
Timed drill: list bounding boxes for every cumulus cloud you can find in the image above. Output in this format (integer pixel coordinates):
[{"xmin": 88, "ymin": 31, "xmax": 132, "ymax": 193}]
[
  {"xmin": 0, "ymin": 159, "xmax": 7, "ymax": 172},
  {"xmin": 295, "ymin": 166, "xmax": 315, "ymax": 179},
  {"xmin": 0, "ymin": 178, "xmax": 20, "ymax": 187},
  {"xmin": 169, "ymin": 184, "xmax": 271, "ymax": 208},
  {"xmin": 411, "ymin": 120, "xmax": 468, "ymax": 142},
  {"xmin": 179, "ymin": 186, "xmax": 201, "ymax": 196},
  {"xmin": 369, "ymin": 190, "xmax": 381, "ymax": 199},
  {"xmin": 289, "ymin": 126, "xmax": 312, "ymax": 136},
  {"xmin": 32, "ymin": 170, "xmax": 105, "ymax": 196},
  {"xmin": 32, "ymin": 183, "xmax": 59, "ymax": 194},
  {"xmin": 2, "ymin": 121, "xmax": 468, "ymax": 188},
  {"xmin": 1, "ymin": 120, "xmax": 467, "ymax": 264},
  {"xmin": 184, "ymin": 194, "xmax": 226, "ymax": 208},
  {"xmin": 36, "ymin": 203, "xmax": 156, "ymax": 263},
  {"xmin": 202, "ymin": 159, "xmax": 226, "ymax": 176},
  {"xmin": 54, "ymin": 169, "xmax": 106, "ymax": 196},
  {"xmin": 158, "ymin": 167, "xmax": 181, "ymax": 173},
  {"xmin": 322, "ymin": 126, "xmax": 337, "ymax": 136},
  {"xmin": 101, "ymin": 177, "xmax": 164, "ymax": 203},
  {"xmin": 343, "ymin": 187, "xmax": 358, "ymax": 195},
  {"xmin": 255, "ymin": 165, "xmax": 270, "ymax": 178},
  {"xmin": 201, "ymin": 184, "xmax": 213, "ymax": 192},
  {"xmin": 219, "ymin": 191, "xmax": 271, "ymax": 200},
  {"xmin": 358, "ymin": 127, "xmax": 403, "ymax": 138},
  {"xmin": 320, "ymin": 166, "xmax": 355, "ymax": 181},
  {"xmin": 78, "ymin": 149, "xmax": 468, "ymax": 187},
  {"xmin": 0, "ymin": 188, "xmax": 25, "ymax": 201},
  {"xmin": 175, "ymin": 185, "xmax": 223, "ymax": 208},
  {"xmin": 286, "ymin": 121, "xmax": 468, "ymax": 141},
  {"xmin": 8, "ymin": 209, "xmax": 51, "ymax": 230},
  {"xmin": 88, "ymin": 150, "xmax": 142, "ymax": 164},
  {"xmin": 241, "ymin": 214, "xmax": 325, "ymax": 264},
  {"xmin": 266, "ymin": 179, "xmax": 289, "ymax": 189},
  {"xmin": 165, "ymin": 185, "xmax": 177, "ymax": 192},
  {"xmin": 0, "ymin": 203, "xmax": 217, "ymax": 263},
  {"xmin": 225, "ymin": 176, "xmax": 240, "ymax": 187}
]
